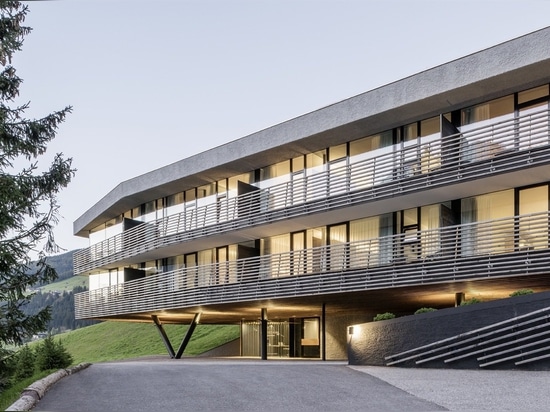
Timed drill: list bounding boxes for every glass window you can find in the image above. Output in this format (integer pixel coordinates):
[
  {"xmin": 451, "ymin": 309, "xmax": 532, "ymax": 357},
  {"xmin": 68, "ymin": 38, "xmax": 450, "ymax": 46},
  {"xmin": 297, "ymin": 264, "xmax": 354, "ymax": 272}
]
[
  {"xmin": 197, "ymin": 249, "xmax": 214, "ymax": 286},
  {"xmin": 167, "ymin": 193, "xmax": 183, "ymax": 207},
  {"xmin": 260, "ymin": 160, "xmax": 290, "ymax": 181},
  {"xmin": 261, "ymin": 233, "xmax": 290, "ymax": 255},
  {"xmin": 349, "ymin": 131, "xmax": 393, "ymax": 157},
  {"xmin": 461, "ymin": 190, "xmax": 514, "ymax": 256},
  {"xmin": 461, "ymin": 95, "xmax": 514, "ymax": 127},
  {"xmin": 217, "ymin": 179, "xmax": 227, "ymax": 193},
  {"xmin": 420, "ymin": 116, "xmax": 440, "ymax": 139},
  {"xmin": 420, "ymin": 204, "xmax": 440, "ymax": 258},
  {"xmin": 306, "ymin": 150, "xmax": 326, "ymax": 173},
  {"xmin": 197, "ymin": 182, "xmax": 215, "ymax": 198},
  {"xmin": 143, "ymin": 261, "xmax": 158, "ymax": 276},
  {"xmin": 329, "ymin": 143, "xmax": 347, "ymax": 161},
  {"xmin": 404, "ymin": 123, "xmax": 418, "ymax": 141},
  {"xmin": 105, "ymin": 217, "xmax": 122, "ymax": 239},
  {"xmin": 166, "ymin": 192, "xmax": 184, "ymax": 209},
  {"xmin": 165, "ymin": 255, "xmax": 184, "ymax": 272},
  {"xmin": 519, "ymin": 185, "xmax": 548, "ymax": 250},
  {"xmin": 460, "ymin": 96, "xmax": 514, "ymax": 162},
  {"xmin": 306, "ymin": 226, "xmax": 326, "ymax": 273},
  {"xmin": 350, "ymin": 214, "xmax": 393, "ymax": 267},
  {"xmin": 292, "ymin": 155, "xmax": 305, "ymax": 172},
  {"xmin": 518, "ymin": 84, "xmax": 549, "ymax": 105},
  {"xmin": 228, "ymin": 171, "xmax": 254, "ymax": 192},
  {"xmin": 185, "ymin": 188, "xmax": 196, "ymax": 202},
  {"xmin": 89, "ymin": 274, "xmax": 100, "ymax": 291}
]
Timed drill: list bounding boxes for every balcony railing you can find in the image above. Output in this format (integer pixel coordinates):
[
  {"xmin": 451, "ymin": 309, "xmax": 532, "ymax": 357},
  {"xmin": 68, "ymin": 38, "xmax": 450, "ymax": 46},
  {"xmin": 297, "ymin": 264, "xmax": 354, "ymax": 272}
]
[
  {"xmin": 74, "ymin": 108, "xmax": 550, "ymax": 275},
  {"xmin": 75, "ymin": 211, "xmax": 550, "ymax": 319}
]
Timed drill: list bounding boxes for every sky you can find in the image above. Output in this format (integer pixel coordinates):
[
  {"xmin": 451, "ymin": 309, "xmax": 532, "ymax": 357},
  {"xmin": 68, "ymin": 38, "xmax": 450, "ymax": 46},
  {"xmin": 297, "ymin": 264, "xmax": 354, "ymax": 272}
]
[{"xmin": 11, "ymin": 0, "xmax": 550, "ymax": 255}]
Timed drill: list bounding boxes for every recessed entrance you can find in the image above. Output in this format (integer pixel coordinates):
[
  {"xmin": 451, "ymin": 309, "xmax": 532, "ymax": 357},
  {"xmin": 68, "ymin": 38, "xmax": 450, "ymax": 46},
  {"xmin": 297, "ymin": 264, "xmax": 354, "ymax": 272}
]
[{"xmin": 241, "ymin": 317, "xmax": 320, "ymax": 358}]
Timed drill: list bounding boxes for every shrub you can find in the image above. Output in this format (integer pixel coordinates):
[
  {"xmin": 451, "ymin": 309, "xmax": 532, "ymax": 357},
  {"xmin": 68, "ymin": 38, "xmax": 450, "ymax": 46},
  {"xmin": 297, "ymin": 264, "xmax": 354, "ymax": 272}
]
[
  {"xmin": 509, "ymin": 289, "xmax": 534, "ymax": 297},
  {"xmin": 414, "ymin": 307, "xmax": 437, "ymax": 314},
  {"xmin": 373, "ymin": 312, "xmax": 395, "ymax": 321},
  {"xmin": 35, "ymin": 336, "xmax": 73, "ymax": 371},
  {"xmin": 12, "ymin": 345, "xmax": 36, "ymax": 381},
  {"xmin": 460, "ymin": 297, "xmax": 481, "ymax": 306}
]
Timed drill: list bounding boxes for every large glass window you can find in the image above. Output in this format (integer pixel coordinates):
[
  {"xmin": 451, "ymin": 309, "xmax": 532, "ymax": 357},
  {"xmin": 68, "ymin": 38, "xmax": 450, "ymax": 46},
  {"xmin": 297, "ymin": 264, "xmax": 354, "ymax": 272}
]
[
  {"xmin": 261, "ymin": 234, "xmax": 291, "ymax": 278},
  {"xmin": 518, "ymin": 86, "xmax": 549, "ymax": 150},
  {"xmin": 328, "ymin": 224, "xmax": 348, "ymax": 271},
  {"xmin": 307, "ymin": 227, "xmax": 326, "ymax": 273},
  {"xmin": 258, "ymin": 160, "xmax": 291, "ymax": 190},
  {"xmin": 518, "ymin": 185, "xmax": 548, "ymax": 250},
  {"xmin": 518, "ymin": 84, "xmax": 549, "ymax": 105},
  {"xmin": 349, "ymin": 214, "xmax": 393, "ymax": 267},
  {"xmin": 420, "ymin": 204, "xmax": 440, "ymax": 258},
  {"xmin": 349, "ymin": 131, "xmax": 393, "ymax": 189},
  {"xmin": 419, "ymin": 116, "xmax": 441, "ymax": 173},
  {"xmin": 461, "ymin": 190, "xmax": 514, "ymax": 255},
  {"xmin": 197, "ymin": 249, "xmax": 214, "ymax": 286},
  {"xmin": 185, "ymin": 253, "xmax": 197, "ymax": 288},
  {"xmin": 461, "ymin": 96, "xmax": 514, "ymax": 162}
]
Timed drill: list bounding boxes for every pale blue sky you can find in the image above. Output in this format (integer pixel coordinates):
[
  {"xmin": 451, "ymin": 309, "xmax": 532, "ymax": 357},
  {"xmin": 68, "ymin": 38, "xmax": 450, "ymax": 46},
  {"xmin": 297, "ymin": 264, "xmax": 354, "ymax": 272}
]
[{"xmin": 13, "ymin": 0, "xmax": 550, "ymax": 253}]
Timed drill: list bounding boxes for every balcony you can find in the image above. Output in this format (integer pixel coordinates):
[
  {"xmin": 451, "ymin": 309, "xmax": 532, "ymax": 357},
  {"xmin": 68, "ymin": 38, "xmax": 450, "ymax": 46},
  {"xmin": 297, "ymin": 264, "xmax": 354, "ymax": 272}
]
[
  {"xmin": 75, "ymin": 211, "xmax": 550, "ymax": 320},
  {"xmin": 74, "ymin": 108, "xmax": 550, "ymax": 275}
]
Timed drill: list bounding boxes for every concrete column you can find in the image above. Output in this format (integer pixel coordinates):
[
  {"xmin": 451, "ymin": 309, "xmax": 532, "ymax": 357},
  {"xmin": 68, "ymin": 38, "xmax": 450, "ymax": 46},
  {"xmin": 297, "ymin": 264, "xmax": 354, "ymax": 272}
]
[
  {"xmin": 321, "ymin": 303, "xmax": 326, "ymax": 361},
  {"xmin": 260, "ymin": 308, "xmax": 268, "ymax": 360}
]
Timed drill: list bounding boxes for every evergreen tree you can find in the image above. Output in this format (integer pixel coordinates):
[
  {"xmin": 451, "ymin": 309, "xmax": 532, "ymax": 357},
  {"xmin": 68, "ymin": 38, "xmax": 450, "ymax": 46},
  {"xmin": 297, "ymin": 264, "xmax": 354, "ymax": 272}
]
[
  {"xmin": 0, "ymin": 0, "xmax": 74, "ymax": 365},
  {"xmin": 35, "ymin": 335, "xmax": 72, "ymax": 371},
  {"xmin": 12, "ymin": 344, "xmax": 35, "ymax": 381}
]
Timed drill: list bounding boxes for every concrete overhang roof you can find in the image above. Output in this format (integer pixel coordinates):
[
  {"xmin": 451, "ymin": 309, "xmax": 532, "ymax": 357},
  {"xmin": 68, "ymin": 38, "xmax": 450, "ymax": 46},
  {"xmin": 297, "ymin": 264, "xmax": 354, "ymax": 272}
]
[{"xmin": 74, "ymin": 26, "xmax": 550, "ymax": 237}]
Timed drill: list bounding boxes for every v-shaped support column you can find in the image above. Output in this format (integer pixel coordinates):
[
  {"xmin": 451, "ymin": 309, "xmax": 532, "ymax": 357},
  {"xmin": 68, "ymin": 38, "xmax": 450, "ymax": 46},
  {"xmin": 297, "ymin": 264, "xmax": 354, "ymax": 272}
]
[
  {"xmin": 175, "ymin": 312, "xmax": 201, "ymax": 359},
  {"xmin": 152, "ymin": 313, "xmax": 202, "ymax": 359},
  {"xmin": 152, "ymin": 315, "xmax": 175, "ymax": 358}
]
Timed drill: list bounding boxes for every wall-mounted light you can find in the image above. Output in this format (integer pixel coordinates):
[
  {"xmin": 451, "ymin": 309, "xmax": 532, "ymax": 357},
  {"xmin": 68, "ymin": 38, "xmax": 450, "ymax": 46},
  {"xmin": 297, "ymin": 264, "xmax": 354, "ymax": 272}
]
[{"xmin": 348, "ymin": 326, "xmax": 354, "ymax": 335}]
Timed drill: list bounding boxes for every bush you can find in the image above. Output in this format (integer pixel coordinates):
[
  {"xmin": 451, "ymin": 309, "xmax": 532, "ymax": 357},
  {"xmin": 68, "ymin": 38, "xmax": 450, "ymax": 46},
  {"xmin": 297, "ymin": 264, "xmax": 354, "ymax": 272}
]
[
  {"xmin": 460, "ymin": 297, "xmax": 481, "ymax": 306},
  {"xmin": 414, "ymin": 307, "xmax": 437, "ymax": 314},
  {"xmin": 509, "ymin": 289, "xmax": 534, "ymax": 297},
  {"xmin": 35, "ymin": 336, "xmax": 73, "ymax": 371},
  {"xmin": 12, "ymin": 345, "xmax": 36, "ymax": 381},
  {"xmin": 373, "ymin": 312, "xmax": 395, "ymax": 321}
]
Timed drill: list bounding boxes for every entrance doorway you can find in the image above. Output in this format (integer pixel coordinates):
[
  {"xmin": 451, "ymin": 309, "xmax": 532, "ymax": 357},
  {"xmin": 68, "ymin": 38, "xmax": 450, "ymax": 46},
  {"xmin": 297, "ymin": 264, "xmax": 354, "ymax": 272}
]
[{"xmin": 241, "ymin": 317, "xmax": 321, "ymax": 358}]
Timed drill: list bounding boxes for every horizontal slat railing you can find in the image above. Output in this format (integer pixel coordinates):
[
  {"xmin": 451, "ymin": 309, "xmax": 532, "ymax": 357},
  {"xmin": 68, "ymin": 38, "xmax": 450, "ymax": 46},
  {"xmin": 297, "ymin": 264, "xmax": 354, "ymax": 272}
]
[
  {"xmin": 74, "ymin": 109, "xmax": 550, "ymax": 275},
  {"xmin": 75, "ymin": 211, "xmax": 550, "ymax": 319},
  {"xmin": 384, "ymin": 307, "xmax": 550, "ymax": 369}
]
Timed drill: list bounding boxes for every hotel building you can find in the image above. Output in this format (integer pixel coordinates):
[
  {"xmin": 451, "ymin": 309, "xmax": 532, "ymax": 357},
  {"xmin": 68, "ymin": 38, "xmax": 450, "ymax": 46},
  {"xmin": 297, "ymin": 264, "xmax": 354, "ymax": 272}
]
[{"xmin": 74, "ymin": 27, "xmax": 550, "ymax": 362}]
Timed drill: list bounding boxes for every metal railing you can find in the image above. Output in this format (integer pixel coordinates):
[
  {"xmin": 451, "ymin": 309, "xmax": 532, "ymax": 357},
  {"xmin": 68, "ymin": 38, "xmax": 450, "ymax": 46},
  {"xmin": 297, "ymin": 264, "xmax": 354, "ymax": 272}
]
[
  {"xmin": 74, "ymin": 108, "xmax": 550, "ymax": 275},
  {"xmin": 385, "ymin": 307, "xmax": 550, "ymax": 368},
  {"xmin": 75, "ymin": 211, "xmax": 550, "ymax": 319}
]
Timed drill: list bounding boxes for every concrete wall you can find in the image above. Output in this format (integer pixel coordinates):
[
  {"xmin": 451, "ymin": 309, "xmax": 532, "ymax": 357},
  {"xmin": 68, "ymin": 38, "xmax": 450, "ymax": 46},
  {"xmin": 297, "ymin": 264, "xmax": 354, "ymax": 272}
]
[
  {"xmin": 348, "ymin": 291, "xmax": 550, "ymax": 370},
  {"xmin": 325, "ymin": 312, "xmax": 375, "ymax": 360}
]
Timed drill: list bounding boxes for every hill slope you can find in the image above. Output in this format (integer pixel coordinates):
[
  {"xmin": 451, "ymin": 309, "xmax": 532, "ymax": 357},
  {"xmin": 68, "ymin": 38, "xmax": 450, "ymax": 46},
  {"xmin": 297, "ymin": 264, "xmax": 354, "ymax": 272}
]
[{"xmin": 53, "ymin": 322, "xmax": 240, "ymax": 364}]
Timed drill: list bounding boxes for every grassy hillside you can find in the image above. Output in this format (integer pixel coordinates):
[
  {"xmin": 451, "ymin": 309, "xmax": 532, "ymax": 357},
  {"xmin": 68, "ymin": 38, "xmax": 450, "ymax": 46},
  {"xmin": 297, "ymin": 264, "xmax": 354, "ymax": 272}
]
[
  {"xmin": 39, "ymin": 275, "xmax": 88, "ymax": 293},
  {"xmin": 51, "ymin": 322, "xmax": 240, "ymax": 364}
]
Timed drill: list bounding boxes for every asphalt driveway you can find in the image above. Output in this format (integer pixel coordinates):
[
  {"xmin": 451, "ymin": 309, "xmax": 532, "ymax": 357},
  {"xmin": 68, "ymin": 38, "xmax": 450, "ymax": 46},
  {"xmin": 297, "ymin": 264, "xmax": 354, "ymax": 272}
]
[
  {"xmin": 32, "ymin": 359, "xmax": 445, "ymax": 412},
  {"xmin": 31, "ymin": 358, "xmax": 550, "ymax": 411}
]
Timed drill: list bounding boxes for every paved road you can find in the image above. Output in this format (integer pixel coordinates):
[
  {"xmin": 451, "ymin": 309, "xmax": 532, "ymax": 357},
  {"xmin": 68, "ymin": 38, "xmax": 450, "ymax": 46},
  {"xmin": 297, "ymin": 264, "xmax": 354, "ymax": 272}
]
[
  {"xmin": 33, "ymin": 358, "xmax": 550, "ymax": 411},
  {"xmin": 33, "ymin": 359, "xmax": 444, "ymax": 412}
]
